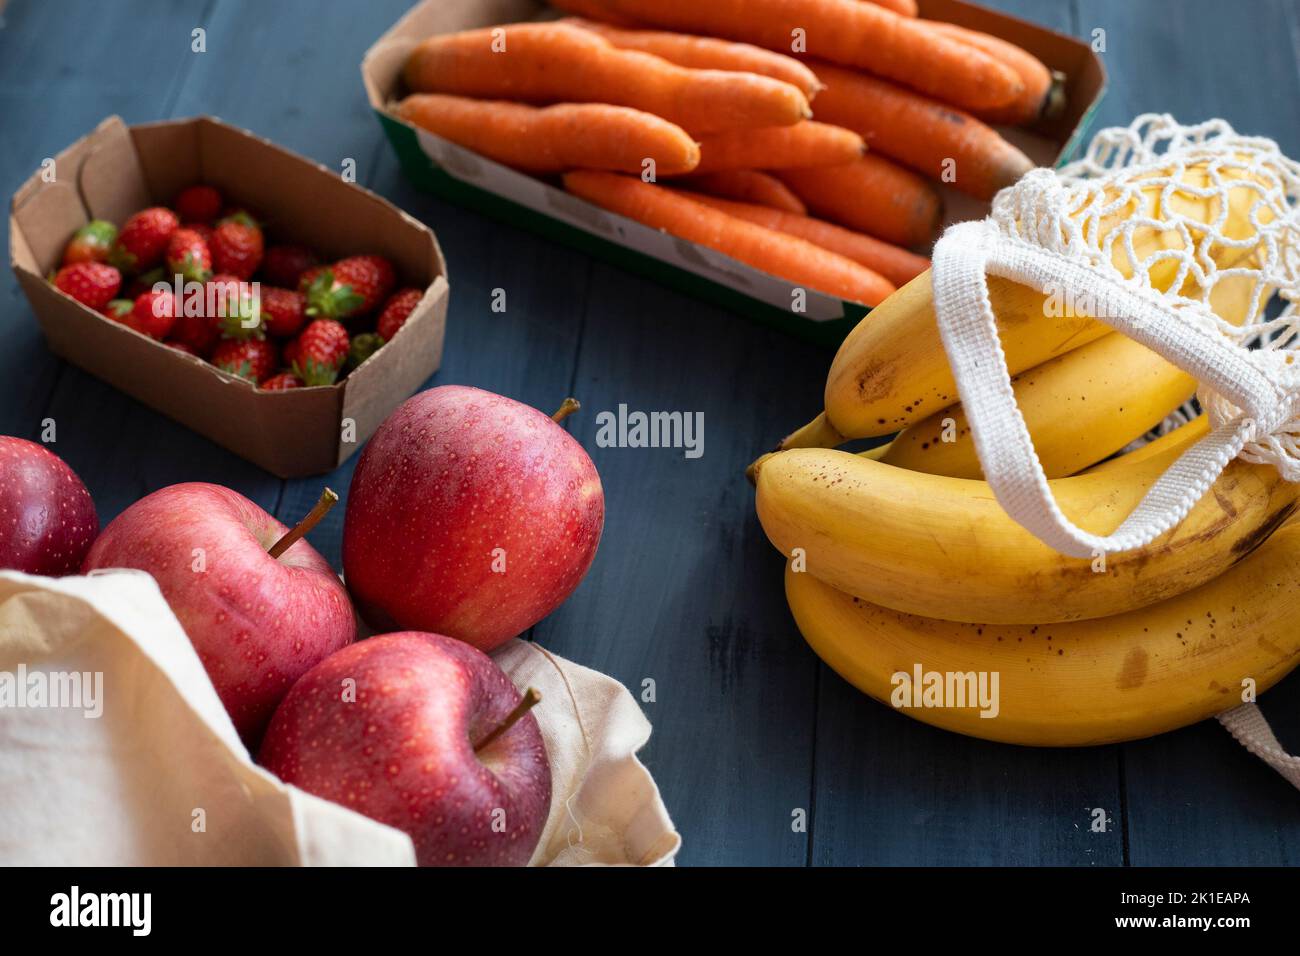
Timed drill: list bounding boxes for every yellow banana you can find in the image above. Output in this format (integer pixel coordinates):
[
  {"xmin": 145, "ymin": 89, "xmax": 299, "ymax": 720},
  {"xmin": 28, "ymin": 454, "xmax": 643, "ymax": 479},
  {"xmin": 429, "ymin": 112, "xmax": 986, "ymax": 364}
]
[
  {"xmin": 783, "ymin": 520, "xmax": 1300, "ymax": 746},
  {"xmin": 879, "ymin": 271, "xmax": 1261, "ymax": 478},
  {"xmin": 808, "ymin": 162, "xmax": 1272, "ymax": 444},
  {"xmin": 752, "ymin": 445, "xmax": 1300, "ymax": 625},
  {"xmin": 1084, "ymin": 414, "xmax": 1209, "ymax": 474},
  {"xmin": 881, "ymin": 333, "xmax": 1196, "ymax": 478}
]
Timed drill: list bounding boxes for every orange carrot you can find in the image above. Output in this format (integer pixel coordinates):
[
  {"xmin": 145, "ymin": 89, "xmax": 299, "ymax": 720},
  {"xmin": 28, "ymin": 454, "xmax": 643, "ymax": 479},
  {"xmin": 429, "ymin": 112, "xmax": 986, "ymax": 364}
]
[
  {"xmin": 564, "ymin": 171, "xmax": 896, "ymax": 305},
  {"xmin": 924, "ymin": 21, "xmax": 1064, "ymax": 126},
  {"xmin": 779, "ymin": 156, "xmax": 942, "ymax": 247},
  {"xmin": 403, "ymin": 23, "xmax": 810, "ymax": 136},
  {"xmin": 686, "ymin": 193, "xmax": 929, "ymax": 286},
  {"xmin": 394, "ymin": 95, "xmax": 700, "ymax": 175},
  {"xmin": 563, "ymin": 17, "xmax": 824, "ymax": 99},
  {"xmin": 547, "ymin": 0, "xmax": 646, "ymax": 26},
  {"xmin": 680, "ymin": 170, "xmax": 808, "ymax": 214},
  {"xmin": 566, "ymin": 0, "xmax": 1024, "ymax": 113},
  {"xmin": 692, "ymin": 122, "xmax": 865, "ymax": 173},
  {"xmin": 807, "ymin": 60, "xmax": 1035, "ymax": 200}
]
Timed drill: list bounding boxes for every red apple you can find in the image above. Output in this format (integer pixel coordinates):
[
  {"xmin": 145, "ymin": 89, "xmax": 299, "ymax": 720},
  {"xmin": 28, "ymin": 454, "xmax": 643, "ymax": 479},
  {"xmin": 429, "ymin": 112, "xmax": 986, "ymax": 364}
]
[
  {"xmin": 82, "ymin": 483, "xmax": 355, "ymax": 742},
  {"xmin": 0, "ymin": 436, "xmax": 98, "ymax": 575},
  {"xmin": 342, "ymin": 386, "xmax": 604, "ymax": 651},
  {"xmin": 259, "ymin": 631, "xmax": 551, "ymax": 867}
]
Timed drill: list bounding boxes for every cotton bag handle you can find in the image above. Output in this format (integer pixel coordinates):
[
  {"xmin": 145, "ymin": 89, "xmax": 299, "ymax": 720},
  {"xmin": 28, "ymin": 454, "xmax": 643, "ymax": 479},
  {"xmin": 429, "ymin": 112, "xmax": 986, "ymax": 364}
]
[{"xmin": 929, "ymin": 116, "xmax": 1300, "ymax": 790}]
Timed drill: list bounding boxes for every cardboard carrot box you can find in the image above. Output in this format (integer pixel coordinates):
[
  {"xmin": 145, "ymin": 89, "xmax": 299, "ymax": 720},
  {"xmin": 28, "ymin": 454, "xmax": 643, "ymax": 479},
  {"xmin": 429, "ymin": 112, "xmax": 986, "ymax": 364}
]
[
  {"xmin": 9, "ymin": 116, "xmax": 450, "ymax": 478},
  {"xmin": 362, "ymin": 0, "xmax": 1105, "ymax": 345}
]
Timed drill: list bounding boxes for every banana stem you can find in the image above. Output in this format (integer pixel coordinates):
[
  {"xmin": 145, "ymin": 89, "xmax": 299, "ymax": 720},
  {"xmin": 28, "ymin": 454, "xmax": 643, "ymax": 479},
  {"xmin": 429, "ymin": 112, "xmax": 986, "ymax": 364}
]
[{"xmin": 777, "ymin": 411, "xmax": 847, "ymax": 452}]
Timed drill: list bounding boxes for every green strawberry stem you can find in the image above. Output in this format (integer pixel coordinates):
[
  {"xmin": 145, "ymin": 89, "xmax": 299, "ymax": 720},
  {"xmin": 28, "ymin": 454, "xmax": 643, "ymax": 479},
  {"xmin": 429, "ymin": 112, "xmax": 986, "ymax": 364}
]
[{"xmin": 268, "ymin": 487, "xmax": 338, "ymax": 559}]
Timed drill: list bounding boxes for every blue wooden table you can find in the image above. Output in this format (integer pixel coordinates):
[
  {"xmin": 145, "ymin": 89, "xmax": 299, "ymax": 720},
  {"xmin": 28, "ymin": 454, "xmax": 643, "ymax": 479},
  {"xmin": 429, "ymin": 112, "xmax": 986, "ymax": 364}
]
[{"xmin": 3, "ymin": 0, "xmax": 1299, "ymax": 866}]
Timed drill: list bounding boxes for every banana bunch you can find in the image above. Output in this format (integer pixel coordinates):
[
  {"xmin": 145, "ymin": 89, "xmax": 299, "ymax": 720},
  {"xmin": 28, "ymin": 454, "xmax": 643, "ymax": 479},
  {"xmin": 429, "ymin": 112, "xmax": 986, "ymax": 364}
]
[{"xmin": 752, "ymin": 162, "xmax": 1300, "ymax": 746}]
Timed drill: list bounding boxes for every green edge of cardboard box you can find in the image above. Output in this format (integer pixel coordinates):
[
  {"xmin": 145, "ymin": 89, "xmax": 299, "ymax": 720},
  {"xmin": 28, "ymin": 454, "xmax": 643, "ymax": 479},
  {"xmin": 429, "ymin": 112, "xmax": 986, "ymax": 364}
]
[{"xmin": 363, "ymin": 0, "xmax": 1107, "ymax": 347}]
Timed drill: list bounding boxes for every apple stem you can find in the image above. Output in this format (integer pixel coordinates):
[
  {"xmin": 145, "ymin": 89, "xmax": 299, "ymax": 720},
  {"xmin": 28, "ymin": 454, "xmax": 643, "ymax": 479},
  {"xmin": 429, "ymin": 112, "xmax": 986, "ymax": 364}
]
[
  {"xmin": 474, "ymin": 688, "xmax": 542, "ymax": 753},
  {"xmin": 551, "ymin": 397, "xmax": 580, "ymax": 423},
  {"xmin": 268, "ymin": 488, "xmax": 338, "ymax": 559}
]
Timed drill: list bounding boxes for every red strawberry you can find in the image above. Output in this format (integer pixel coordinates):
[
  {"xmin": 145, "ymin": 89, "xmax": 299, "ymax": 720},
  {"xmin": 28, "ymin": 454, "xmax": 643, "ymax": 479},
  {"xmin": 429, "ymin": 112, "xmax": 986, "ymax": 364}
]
[
  {"xmin": 210, "ymin": 212, "xmax": 263, "ymax": 280},
  {"xmin": 305, "ymin": 254, "xmax": 395, "ymax": 320},
  {"xmin": 165, "ymin": 228, "xmax": 212, "ymax": 283},
  {"xmin": 260, "ymin": 287, "xmax": 307, "ymax": 338},
  {"xmin": 53, "ymin": 262, "xmax": 121, "ymax": 311},
  {"xmin": 123, "ymin": 267, "xmax": 166, "ymax": 300},
  {"xmin": 174, "ymin": 185, "xmax": 223, "ymax": 225},
  {"xmin": 290, "ymin": 319, "xmax": 349, "ymax": 385},
  {"xmin": 376, "ymin": 288, "xmax": 423, "ymax": 341},
  {"xmin": 183, "ymin": 223, "xmax": 214, "ymax": 244},
  {"xmin": 110, "ymin": 207, "xmax": 179, "ymax": 273},
  {"xmin": 124, "ymin": 290, "xmax": 177, "ymax": 340},
  {"xmin": 207, "ymin": 273, "xmax": 262, "ymax": 339},
  {"xmin": 262, "ymin": 244, "xmax": 319, "ymax": 289},
  {"xmin": 62, "ymin": 220, "xmax": 118, "ymax": 266},
  {"xmin": 214, "ymin": 338, "xmax": 277, "ymax": 383},
  {"xmin": 261, "ymin": 372, "xmax": 304, "ymax": 391},
  {"xmin": 169, "ymin": 307, "xmax": 220, "ymax": 357}
]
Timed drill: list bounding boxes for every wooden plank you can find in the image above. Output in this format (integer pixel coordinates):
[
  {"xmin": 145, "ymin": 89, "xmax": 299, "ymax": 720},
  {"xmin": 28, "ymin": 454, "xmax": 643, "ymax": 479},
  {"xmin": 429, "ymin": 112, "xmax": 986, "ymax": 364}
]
[
  {"xmin": 0, "ymin": 0, "xmax": 210, "ymax": 440},
  {"xmin": 806, "ymin": 0, "xmax": 1123, "ymax": 867},
  {"xmin": 531, "ymin": 263, "xmax": 827, "ymax": 866},
  {"xmin": 1079, "ymin": 0, "xmax": 1300, "ymax": 866}
]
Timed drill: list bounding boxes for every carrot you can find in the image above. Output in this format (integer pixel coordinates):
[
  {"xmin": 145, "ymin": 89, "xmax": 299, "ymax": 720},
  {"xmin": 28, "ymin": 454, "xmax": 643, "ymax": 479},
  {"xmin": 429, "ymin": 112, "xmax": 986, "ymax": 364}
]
[
  {"xmin": 680, "ymin": 170, "xmax": 808, "ymax": 214},
  {"xmin": 691, "ymin": 122, "xmax": 865, "ymax": 173},
  {"xmin": 564, "ymin": 171, "xmax": 896, "ymax": 305},
  {"xmin": 547, "ymin": 0, "xmax": 646, "ymax": 26},
  {"xmin": 562, "ymin": 17, "xmax": 824, "ymax": 99},
  {"xmin": 403, "ymin": 23, "xmax": 810, "ymax": 136},
  {"xmin": 807, "ymin": 60, "xmax": 1035, "ymax": 200},
  {"xmin": 567, "ymin": 0, "xmax": 1024, "ymax": 113},
  {"xmin": 779, "ymin": 156, "xmax": 942, "ymax": 247},
  {"xmin": 394, "ymin": 94, "xmax": 701, "ymax": 175},
  {"xmin": 924, "ymin": 21, "xmax": 1064, "ymax": 126},
  {"xmin": 685, "ymin": 193, "xmax": 929, "ymax": 286}
]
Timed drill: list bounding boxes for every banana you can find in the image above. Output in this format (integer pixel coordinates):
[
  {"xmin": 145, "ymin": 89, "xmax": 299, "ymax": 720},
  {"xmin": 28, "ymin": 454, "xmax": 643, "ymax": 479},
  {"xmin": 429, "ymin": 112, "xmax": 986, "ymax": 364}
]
[
  {"xmin": 783, "ymin": 520, "xmax": 1300, "ymax": 746},
  {"xmin": 806, "ymin": 162, "xmax": 1273, "ymax": 444},
  {"xmin": 751, "ymin": 445, "xmax": 1300, "ymax": 625},
  {"xmin": 879, "ymin": 269, "xmax": 1262, "ymax": 478},
  {"xmin": 1084, "ymin": 414, "xmax": 1209, "ymax": 474},
  {"xmin": 881, "ymin": 333, "xmax": 1196, "ymax": 478}
]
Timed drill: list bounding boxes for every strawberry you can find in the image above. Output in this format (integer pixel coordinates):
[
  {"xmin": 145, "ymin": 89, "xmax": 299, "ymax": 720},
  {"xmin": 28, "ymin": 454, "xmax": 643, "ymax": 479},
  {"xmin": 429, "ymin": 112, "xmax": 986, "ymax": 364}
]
[
  {"xmin": 123, "ymin": 267, "xmax": 166, "ymax": 300},
  {"xmin": 103, "ymin": 299, "xmax": 134, "ymax": 322},
  {"xmin": 210, "ymin": 212, "xmax": 263, "ymax": 280},
  {"xmin": 261, "ymin": 372, "xmax": 304, "ymax": 391},
  {"xmin": 304, "ymin": 254, "xmax": 395, "ymax": 320},
  {"xmin": 110, "ymin": 207, "xmax": 179, "ymax": 273},
  {"xmin": 290, "ymin": 319, "xmax": 349, "ymax": 386},
  {"xmin": 52, "ymin": 262, "xmax": 121, "ymax": 311},
  {"xmin": 174, "ymin": 185, "xmax": 223, "ymax": 225},
  {"xmin": 62, "ymin": 220, "xmax": 118, "ymax": 266},
  {"xmin": 262, "ymin": 244, "xmax": 319, "ymax": 289},
  {"xmin": 345, "ymin": 332, "xmax": 384, "ymax": 372},
  {"xmin": 214, "ymin": 338, "xmax": 277, "ymax": 384},
  {"xmin": 376, "ymin": 288, "xmax": 423, "ymax": 342},
  {"xmin": 207, "ymin": 273, "xmax": 262, "ymax": 339},
  {"xmin": 123, "ymin": 290, "xmax": 177, "ymax": 340},
  {"xmin": 169, "ymin": 307, "xmax": 220, "ymax": 357},
  {"xmin": 165, "ymin": 228, "xmax": 212, "ymax": 283},
  {"xmin": 260, "ymin": 287, "xmax": 307, "ymax": 338},
  {"xmin": 297, "ymin": 265, "xmax": 327, "ymax": 294}
]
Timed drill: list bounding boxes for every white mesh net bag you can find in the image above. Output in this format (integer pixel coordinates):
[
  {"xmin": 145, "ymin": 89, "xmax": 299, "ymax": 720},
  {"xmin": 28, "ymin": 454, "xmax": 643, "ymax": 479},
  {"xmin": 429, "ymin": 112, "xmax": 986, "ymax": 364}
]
[{"xmin": 930, "ymin": 115, "xmax": 1300, "ymax": 789}]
